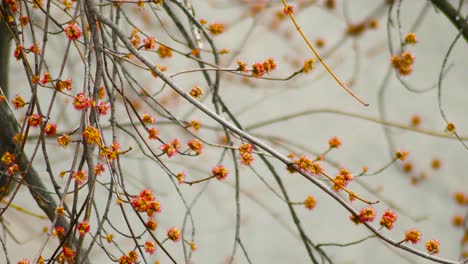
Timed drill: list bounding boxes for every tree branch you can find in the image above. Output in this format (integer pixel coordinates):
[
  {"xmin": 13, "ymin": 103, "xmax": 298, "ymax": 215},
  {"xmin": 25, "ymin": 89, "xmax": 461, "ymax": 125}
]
[{"xmin": 429, "ymin": 0, "xmax": 468, "ymax": 43}]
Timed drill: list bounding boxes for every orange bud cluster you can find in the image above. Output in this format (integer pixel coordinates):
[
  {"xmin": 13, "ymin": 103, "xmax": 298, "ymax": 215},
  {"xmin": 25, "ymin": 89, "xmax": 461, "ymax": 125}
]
[
  {"xmin": 238, "ymin": 143, "xmax": 254, "ymax": 166},
  {"xmin": 391, "ymin": 51, "xmax": 415, "ymax": 76},
  {"xmin": 131, "ymin": 189, "xmax": 162, "ymax": 217}
]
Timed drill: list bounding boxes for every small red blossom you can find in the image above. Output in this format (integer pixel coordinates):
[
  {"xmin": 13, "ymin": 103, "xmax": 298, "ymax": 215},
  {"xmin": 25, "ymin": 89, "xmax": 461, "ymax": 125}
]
[
  {"xmin": 141, "ymin": 113, "xmax": 155, "ymax": 124},
  {"xmin": 12, "ymin": 95, "xmax": 26, "ymax": 109},
  {"xmin": 140, "ymin": 189, "xmax": 155, "ymax": 201},
  {"xmin": 251, "ymin": 62, "xmax": 266, "ymax": 77},
  {"xmin": 157, "ymin": 45, "xmax": 173, "ymax": 58},
  {"xmin": 359, "ymin": 206, "xmax": 376, "ymax": 222},
  {"xmin": 332, "ymin": 168, "xmax": 353, "ymax": 191},
  {"xmin": 309, "ymin": 162, "xmax": 323, "ymax": 175},
  {"xmin": 82, "ymin": 126, "xmax": 101, "ymax": 145},
  {"xmin": 127, "ymin": 251, "xmax": 138, "ymax": 263},
  {"xmin": 237, "ymin": 60, "xmax": 248, "ymax": 73},
  {"xmin": 40, "ymin": 72, "xmax": 51, "ymax": 84},
  {"xmin": 391, "ymin": 51, "xmax": 415, "ymax": 76},
  {"xmin": 405, "ymin": 33, "xmax": 417, "ymax": 44},
  {"xmin": 190, "ymin": 120, "xmax": 201, "ymax": 131},
  {"xmin": 130, "ymin": 28, "xmax": 141, "ymax": 47},
  {"xmin": 53, "ymin": 226, "xmax": 66, "ymax": 238},
  {"xmin": 188, "ymin": 242, "xmax": 197, "ymax": 251},
  {"xmin": 32, "ymin": 0, "xmax": 43, "ymax": 9},
  {"xmin": 328, "ymin": 136, "xmax": 342, "ymax": 148},
  {"xmin": 338, "ymin": 168, "xmax": 353, "ymax": 182},
  {"xmin": 131, "ymin": 189, "xmax": 162, "ymax": 217},
  {"xmin": 212, "ymin": 164, "xmax": 229, "ymax": 180},
  {"xmin": 143, "ymin": 36, "xmax": 156, "ymax": 50},
  {"xmin": 13, "ymin": 45, "xmax": 23, "ymax": 60},
  {"xmin": 131, "ymin": 197, "xmax": 150, "ymax": 213},
  {"xmin": 189, "ymin": 86, "xmax": 203, "ymax": 99},
  {"xmin": 17, "ymin": 258, "xmax": 30, "ymax": 264},
  {"xmin": 431, "ymin": 158, "xmax": 441, "ymax": 170},
  {"xmin": 144, "ymin": 241, "xmax": 156, "ymax": 255},
  {"xmin": 55, "ymin": 78, "xmax": 73, "ymax": 91},
  {"xmin": 187, "ymin": 139, "xmax": 203, "ymax": 155},
  {"xmin": 426, "ymin": 239, "xmax": 440, "ymax": 254},
  {"xmin": 160, "ymin": 143, "xmax": 175, "ymax": 157},
  {"xmin": 32, "ymin": 75, "xmax": 40, "ymax": 84},
  {"xmin": 395, "ymin": 150, "xmax": 409, "ymax": 161},
  {"xmin": 304, "ymin": 195, "xmax": 316, "ymax": 210},
  {"xmin": 148, "ymin": 128, "xmax": 159, "ymax": 140},
  {"xmin": 146, "ymin": 201, "xmax": 162, "ymax": 217},
  {"xmin": 100, "ymin": 141, "xmax": 121, "ymax": 161},
  {"xmin": 191, "ymin": 48, "xmax": 200, "ymax": 56},
  {"xmin": 1, "ymin": 152, "xmax": 15, "ymax": 166},
  {"xmin": 348, "ymin": 191, "xmax": 358, "ymax": 202},
  {"xmin": 97, "ymin": 102, "xmax": 110, "ymax": 115},
  {"xmin": 167, "ymin": 227, "xmax": 181, "ymax": 242},
  {"xmin": 94, "ymin": 163, "xmax": 105, "ymax": 176},
  {"xmin": 452, "ymin": 215, "xmax": 464, "ymax": 227},
  {"xmin": 57, "ymin": 134, "xmax": 71, "ymax": 146},
  {"xmin": 177, "ymin": 171, "xmax": 186, "ymax": 185},
  {"xmin": 29, "ymin": 42, "xmax": 41, "ymax": 54},
  {"xmin": 72, "ymin": 170, "xmax": 88, "ymax": 185},
  {"xmin": 283, "ymin": 5, "xmax": 294, "ymax": 15},
  {"xmin": 118, "ymin": 255, "xmax": 131, "ymax": 264},
  {"xmin": 346, "ymin": 22, "xmax": 367, "ymax": 36},
  {"xmin": 302, "ymin": 58, "xmax": 315, "ymax": 73},
  {"xmin": 44, "ymin": 123, "xmax": 57, "ymax": 136},
  {"xmin": 209, "ymin": 23, "xmax": 224, "ymax": 35},
  {"xmin": 65, "ymin": 22, "xmax": 82, "ymax": 40},
  {"xmin": 350, "ymin": 206, "xmax": 376, "ymax": 224},
  {"xmin": 73, "ymin": 92, "xmax": 92, "ymax": 110},
  {"xmin": 6, "ymin": 0, "xmax": 19, "ymax": 13},
  {"xmin": 410, "ymin": 115, "xmax": 421, "ymax": 127},
  {"xmin": 292, "ymin": 155, "xmax": 323, "ymax": 175},
  {"xmin": 8, "ymin": 164, "xmax": 19, "ymax": 175},
  {"xmin": 146, "ymin": 219, "xmax": 158, "ymax": 231},
  {"xmin": 62, "ymin": 0, "xmax": 73, "ymax": 10},
  {"xmin": 379, "ymin": 209, "xmax": 398, "ymax": 230},
  {"xmin": 28, "ymin": 114, "xmax": 42, "ymax": 127},
  {"xmin": 55, "ymin": 207, "xmax": 65, "ymax": 216},
  {"xmin": 62, "ymin": 246, "xmax": 75, "ymax": 263},
  {"xmin": 160, "ymin": 139, "xmax": 180, "ymax": 158},
  {"xmin": 98, "ymin": 86, "xmax": 105, "ymax": 99},
  {"xmin": 293, "ymin": 155, "xmax": 311, "ymax": 172},
  {"xmin": 77, "ymin": 220, "xmax": 91, "ymax": 236},
  {"xmin": 263, "ymin": 58, "xmax": 277, "ymax": 73},
  {"xmin": 404, "ymin": 228, "xmax": 422, "ymax": 244},
  {"xmin": 332, "ymin": 175, "xmax": 347, "ymax": 191},
  {"xmin": 349, "ymin": 214, "xmax": 361, "ymax": 224},
  {"xmin": 446, "ymin": 122, "xmax": 456, "ymax": 133},
  {"xmin": 12, "ymin": 133, "xmax": 23, "ymax": 144},
  {"xmin": 239, "ymin": 153, "xmax": 254, "ymax": 166},
  {"xmin": 239, "ymin": 143, "xmax": 253, "ymax": 155}
]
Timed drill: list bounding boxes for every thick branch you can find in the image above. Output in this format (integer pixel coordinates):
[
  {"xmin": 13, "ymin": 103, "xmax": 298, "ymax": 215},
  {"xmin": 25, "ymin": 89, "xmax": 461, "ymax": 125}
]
[
  {"xmin": 0, "ymin": 19, "xmax": 10, "ymax": 97},
  {"xmin": 429, "ymin": 0, "xmax": 468, "ymax": 43}
]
